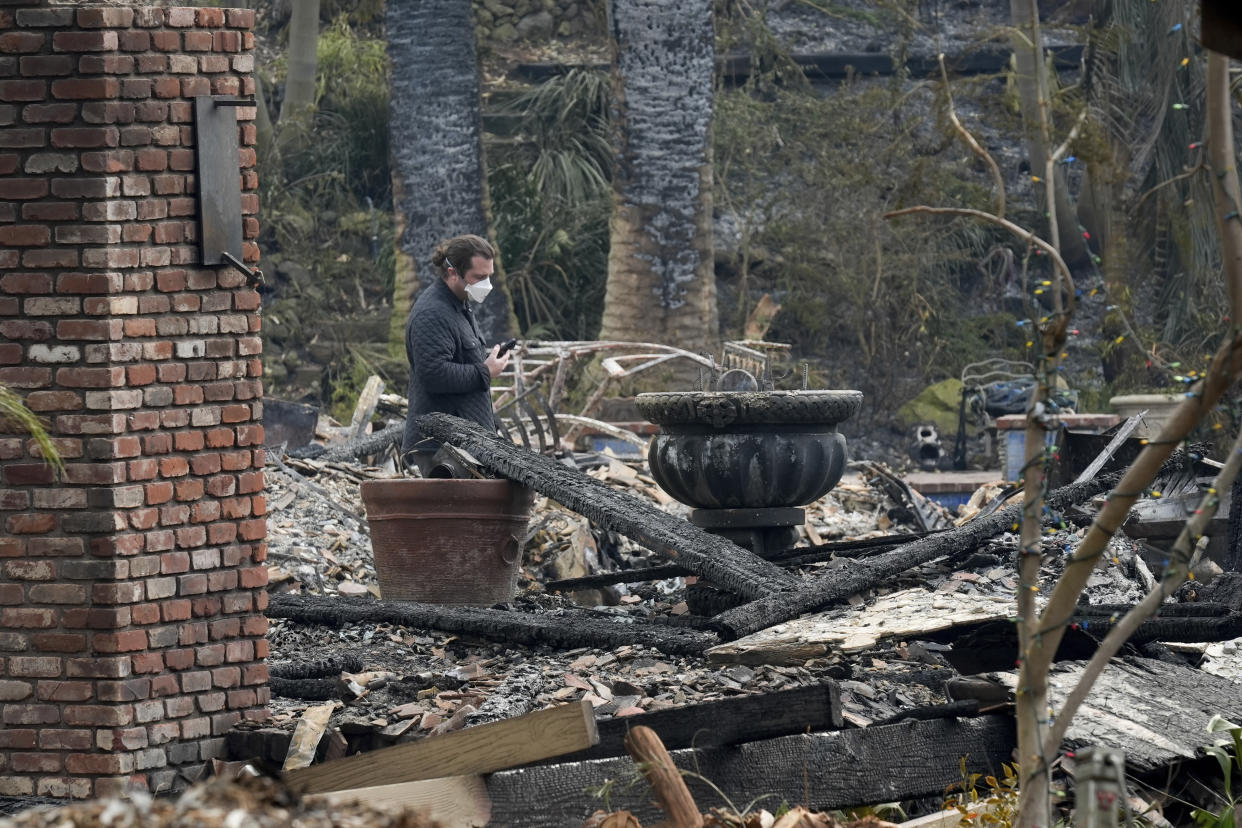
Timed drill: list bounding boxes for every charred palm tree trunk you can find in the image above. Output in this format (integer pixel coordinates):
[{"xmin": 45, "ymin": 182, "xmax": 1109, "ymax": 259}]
[
  {"xmin": 1009, "ymin": 0, "xmax": 1087, "ymax": 266},
  {"xmin": 387, "ymin": 0, "xmax": 515, "ymax": 345},
  {"xmin": 599, "ymin": 0, "xmax": 718, "ymax": 353}
]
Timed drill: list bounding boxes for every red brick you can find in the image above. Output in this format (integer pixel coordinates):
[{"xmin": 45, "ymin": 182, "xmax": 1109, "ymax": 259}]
[
  {"xmin": 51, "ymin": 127, "xmax": 119, "ymax": 149},
  {"xmin": 173, "ymin": 431, "xmax": 204, "ymax": 452},
  {"xmin": 227, "ymin": 8, "xmax": 255, "ymax": 27},
  {"xmin": 82, "ymin": 101, "xmax": 135, "ymax": 124},
  {"xmin": 10, "ymin": 753, "xmax": 63, "ymax": 773},
  {"xmin": 30, "ymin": 633, "xmax": 85, "ymax": 653},
  {"xmin": 0, "ymin": 225, "xmax": 49, "ymax": 246},
  {"xmin": 0, "ymin": 366, "xmax": 51, "ymax": 388},
  {"xmin": 153, "ymin": 77, "xmax": 179, "ymax": 98},
  {"xmin": 151, "ymin": 31, "xmax": 180, "ymax": 51},
  {"xmin": 0, "ymin": 127, "xmax": 45, "ymax": 148},
  {"xmin": 20, "ymin": 250, "xmax": 79, "ymax": 270},
  {"xmin": 238, "ymin": 520, "xmax": 265, "ymax": 543},
  {"xmin": 76, "ymin": 7, "xmax": 134, "ymax": 28},
  {"xmin": 6, "ymin": 514, "xmax": 55, "ymax": 535},
  {"xmin": 131, "ymin": 652, "xmax": 163, "ymax": 674},
  {"xmin": 212, "ymin": 76, "xmax": 240, "ymax": 96},
  {"xmin": 51, "ymin": 77, "xmax": 119, "ymax": 100},
  {"xmin": 36, "ymin": 681, "xmax": 92, "ymax": 702},
  {"xmin": 81, "ymin": 150, "xmax": 133, "ymax": 173},
  {"xmin": 0, "ymin": 32, "xmax": 44, "ymax": 53},
  {"xmin": 27, "ymin": 584, "xmax": 85, "ymax": 604},
  {"xmin": 64, "ymin": 753, "xmax": 132, "ymax": 775},
  {"xmin": 0, "ymin": 730, "xmax": 36, "ymax": 750},
  {"xmin": 19, "ymin": 56, "xmax": 72, "ymax": 77},
  {"xmin": 78, "ymin": 55, "xmax": 135, "ymax": 75},
  {"xmin": 0, "ymin": 272, "xmax": 51, "ymax": 293},
  {"xmin": 0, "ymin": 178, "xmax": 48, "ymax": 199},
  {"xmin": 92, "ymin": 631, "xmax": 148, "ymax": 653},
  {"xmin": 22, "ymin": 202, "xmax": 78, "ymax": 221},
  {"xmin": 199, "ymin": 54, "xmax": 228, "ymax": 73},
  {"xmin": 0, "ymin": 80, "xmax": 44, "ymax": 101},
  {"xmin": 183, "ymin": 30, "xmax": 211, "ymax": 51},
  {"xmin": 1, "ymin": 609, "xmax": 55, "ymax": 629},
  {"xmin": 119, "ymin": 31, "xmax": 151, "ymax": 52},
  {"xmin": 56, "ymin": 367, "xmax": 123, "ymax": 388},
  {"xmin": 52, "ymin": 31, "xmax": 119, "ymax": 52}
]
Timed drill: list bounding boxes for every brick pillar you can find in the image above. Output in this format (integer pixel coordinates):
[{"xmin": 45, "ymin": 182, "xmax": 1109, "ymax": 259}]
[{"xmin": 0, "ymin": 5, "xmax": 268, "ymax": 798}]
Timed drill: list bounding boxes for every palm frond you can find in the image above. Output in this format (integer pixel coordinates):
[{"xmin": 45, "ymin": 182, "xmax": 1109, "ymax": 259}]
[{"xmin": 0, "ymin": 386, "xmax": 62, "ymax": 478}]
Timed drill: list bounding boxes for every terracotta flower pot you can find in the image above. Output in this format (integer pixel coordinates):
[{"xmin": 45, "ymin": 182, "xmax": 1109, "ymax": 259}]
[{"xmin": 360, "ymin": 478, "xmax": 534, "ymax": 606}]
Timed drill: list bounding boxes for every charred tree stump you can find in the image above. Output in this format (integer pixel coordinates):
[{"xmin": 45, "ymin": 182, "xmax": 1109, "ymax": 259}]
[
  {"xmin": 417, "ymin": 413, "xmax": 798, "ymax": 599},
  {"xmin": 713, "ymin": 470, "xmax": 1130, "ymax": 639},
  {"xmin": 267, "ymin": 594, "xmax": 717, "ymax": 656}
]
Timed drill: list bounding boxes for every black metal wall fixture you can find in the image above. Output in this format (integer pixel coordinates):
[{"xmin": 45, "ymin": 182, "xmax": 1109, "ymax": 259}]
[{"xmin": 194, "ymin": 95, "xmax": 263, "ymax": 287}]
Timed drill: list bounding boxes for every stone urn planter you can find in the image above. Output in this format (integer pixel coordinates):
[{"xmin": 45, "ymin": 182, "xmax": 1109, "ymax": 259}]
[
  {"xmin": 635, "ymin": 390, "xmax": 863, "ymax": 556},
  {"xmin": 1109, "ymin": 394, "xmax": 1182, "ymax": 440}
]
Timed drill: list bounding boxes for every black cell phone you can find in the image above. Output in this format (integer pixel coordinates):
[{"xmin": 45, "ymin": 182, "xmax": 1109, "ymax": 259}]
[{"xmin": 497, "ymin": 338, "xmax": 518, "ymax": 357}]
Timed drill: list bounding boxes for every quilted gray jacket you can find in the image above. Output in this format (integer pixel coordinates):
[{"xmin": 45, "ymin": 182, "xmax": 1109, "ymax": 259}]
[{"xmin": 402, "ymin": 278, "xmax": 497, "ymax": 454}]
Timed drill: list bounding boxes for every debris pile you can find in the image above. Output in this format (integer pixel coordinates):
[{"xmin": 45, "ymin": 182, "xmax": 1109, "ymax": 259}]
[
  {"xmin": 241, "ymin": 404, "xmax": 1242, "ymax": 824},
  {"xmin": 0, "ymin": 776, "xmax": 438, "ymax": 827}
]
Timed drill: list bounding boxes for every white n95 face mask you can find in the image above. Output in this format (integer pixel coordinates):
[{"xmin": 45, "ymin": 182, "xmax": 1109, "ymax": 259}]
[{"xmin": 465, "ymin": 277, "xmax": 493, "ymax": 304}]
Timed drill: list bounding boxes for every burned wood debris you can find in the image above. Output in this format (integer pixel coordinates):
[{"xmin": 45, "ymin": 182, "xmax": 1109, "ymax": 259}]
[{"xmin": 232, "ymin": 400, "xmax": 1242, "ymax": 827}]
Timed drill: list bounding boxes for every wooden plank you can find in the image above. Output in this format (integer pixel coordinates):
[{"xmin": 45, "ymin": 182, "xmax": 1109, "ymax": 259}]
[
  {"xmin": 348, "ymin": 375, "xmax": 385, "ymax": 440},
  {"xmin": 708, "ymin": 588, "xmax": 1027, "ymax": 666},
  {"xmin": 486, "ymin": 715, "xmax": 1016, "ymax": 827},
  {"xmin": 284, "ymin": 699, "xmax": 598, "ymax": 794},
  {"xmin": 990, "ymin": 657, "xmax": 1242, "ymax": 774},
  {"xmin": 544, "ymin": 682, "xmax": 843, "ymax": 764},
  {"xmin": 311, "ymin": 775, "xmax": 491, "ymax": 827}
]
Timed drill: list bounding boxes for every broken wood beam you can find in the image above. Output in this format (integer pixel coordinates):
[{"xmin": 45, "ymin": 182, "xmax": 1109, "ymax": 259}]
[
  {"xmin": 484, "ymin": 715, "xmax": 1016, "ymax": 827},
  {"xmin": 543, "ymin": 682, "xmax": 843, "ymax": 764},
  {"xmin": 995, "ymin": 656, "xmax": 1242, "ymax": 774},
  {"xmin": 267, "ymin": 593, "xmax": 718, "ymax": 657},
  {"xmin": 284, "ymin": 699, "xmax": 599, "ymax": 794},
  {"xmin": 1071, "ymin": 610, "xmax": 1242, "ymax": 644},
  {"xmin": 545, "ymin": 534, "xmax": 931, "ymax": 592},
  {"xmin": 417, "ymin": 413, "xmax": 798, "ymax": 598},
  {"xmin": 712, "ymin": 470, "xmax": 1128, "ymax": 639},
  {"xmin": 625, "ymin": 726, "xmax": 704, "ymax": 828}
]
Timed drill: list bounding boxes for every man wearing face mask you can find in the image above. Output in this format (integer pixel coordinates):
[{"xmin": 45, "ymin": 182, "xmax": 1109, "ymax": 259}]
[{"xmin": 401, "ymin": 234, "xmax": 511, "ymax": 474}]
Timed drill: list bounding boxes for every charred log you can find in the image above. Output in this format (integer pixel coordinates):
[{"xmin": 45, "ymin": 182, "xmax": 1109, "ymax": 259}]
[
  {"xmin": 545, "ymin": 533, "xmax": 929, "ymax": 592},
  {"xmin": 267, "ymin": 594, "xmax": 717, "ymax": 656},
  {"xmin": 289, "ymin": 422, "xmax": 404, "ymax": 462},
  {"xmin": 269, "ymin": 655, "xmax": 365, "ymax": 680},
  {"xmin": 268, "ymin": 677, "xmax": 345, "ymax": 701},
  {"xmin": 1072, "ymin": 611, "xmax": 1242, "ymax": 644},
  {"xmin": 417, "ymin": 413, "xmax": 798, "ymax": 599}
]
